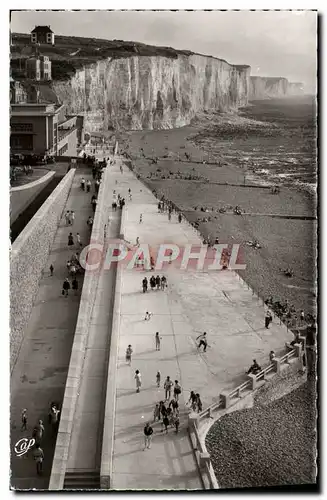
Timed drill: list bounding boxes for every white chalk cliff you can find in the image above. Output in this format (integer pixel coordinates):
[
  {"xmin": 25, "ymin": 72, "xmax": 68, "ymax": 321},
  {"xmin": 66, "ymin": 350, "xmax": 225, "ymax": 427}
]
[{"xmin": 52, "ymin": 55, "xmax": 251, "ymax": 131}]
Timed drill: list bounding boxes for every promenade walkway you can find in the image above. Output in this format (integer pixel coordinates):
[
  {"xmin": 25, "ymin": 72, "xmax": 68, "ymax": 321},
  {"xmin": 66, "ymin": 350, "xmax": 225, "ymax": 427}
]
[
  {"xmin": 10, "ymin": 167, "xmax": 94, "ymax": 489},
  {"xmin": 106, "ymin": 158, "xmax": 294, "ymax": 490}
]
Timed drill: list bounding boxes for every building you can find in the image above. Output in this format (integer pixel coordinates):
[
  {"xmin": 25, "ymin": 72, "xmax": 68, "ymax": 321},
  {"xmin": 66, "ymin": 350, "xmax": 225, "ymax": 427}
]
[
  {"xmin": 10, "ymin": 103, "xmax": 84, "ymax": 157},
  {"xmin": 25, "ymin": 55, "xmax": 51, "ymax": 81},
  {"xmin": 10, "ymin": 78, "xmax": 27, "ymax": 104},
  {"xmin": 30, "ymin": 26, "xmax": 55, "ymax": 45}
]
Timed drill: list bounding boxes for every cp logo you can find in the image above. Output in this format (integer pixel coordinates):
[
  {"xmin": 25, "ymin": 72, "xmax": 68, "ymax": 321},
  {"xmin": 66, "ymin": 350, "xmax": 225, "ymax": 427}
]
[{"xmin": 14, "ymin": 438, "xmax": 35, "ymax": 457}]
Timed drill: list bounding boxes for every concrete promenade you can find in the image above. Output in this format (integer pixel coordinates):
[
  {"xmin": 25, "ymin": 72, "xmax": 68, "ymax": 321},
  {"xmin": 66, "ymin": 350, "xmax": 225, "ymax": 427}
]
[
  {"xmin": 10, "ymin": 167, "xmax": 94, "ymax": 489},
  {"xmin": 107, "ymin": 158, "xmax": 294, "ymax": 490}
]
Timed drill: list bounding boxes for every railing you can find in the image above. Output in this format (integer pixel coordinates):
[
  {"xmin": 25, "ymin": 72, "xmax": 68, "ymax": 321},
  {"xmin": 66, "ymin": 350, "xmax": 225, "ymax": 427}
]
[{"xmin": 188, "ymin": 415, "xmax": 219, "ymax": 489}]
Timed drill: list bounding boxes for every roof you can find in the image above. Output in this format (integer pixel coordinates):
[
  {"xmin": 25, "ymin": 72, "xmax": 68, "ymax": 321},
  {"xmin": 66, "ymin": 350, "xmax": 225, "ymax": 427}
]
[{"xmin": 31, "ymin": 26, "xmax": 53, "ymax": 34}]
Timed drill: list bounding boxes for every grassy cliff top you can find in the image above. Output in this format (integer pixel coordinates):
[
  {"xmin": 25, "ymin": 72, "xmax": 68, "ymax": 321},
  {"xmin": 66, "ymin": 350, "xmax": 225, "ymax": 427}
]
[{"xmin": 10, "ymin": 32, "xmax": 250, "ymax": 80}]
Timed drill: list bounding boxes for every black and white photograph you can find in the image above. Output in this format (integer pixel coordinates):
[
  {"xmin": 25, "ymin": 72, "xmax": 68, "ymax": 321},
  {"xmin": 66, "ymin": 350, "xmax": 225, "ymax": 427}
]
[{"xmin": 8, "ymin": 8, "xmax": 318, "ymax": 492}]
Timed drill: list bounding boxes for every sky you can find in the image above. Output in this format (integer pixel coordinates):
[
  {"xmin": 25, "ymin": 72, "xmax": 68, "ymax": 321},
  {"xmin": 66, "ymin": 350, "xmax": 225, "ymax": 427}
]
[{"xmin": 10, "ymin": 10, "xmax": 317, "ymax": 92}]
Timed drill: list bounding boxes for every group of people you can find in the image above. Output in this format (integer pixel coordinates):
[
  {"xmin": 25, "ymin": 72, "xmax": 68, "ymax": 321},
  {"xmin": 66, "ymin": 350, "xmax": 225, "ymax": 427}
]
[
  {"xmin": 142, "ymin": 275, "xmax": 167, "ymax": 293},
  {"xmin": 65, "ymin": 210, "xmax": 75, "ymax": 226},
  {"xmin": 20, "ymin": 403, "xmax": 61, "ymax": 475},
  {"xmin": 112, "ymin": 190, "xmax": 126, "ymax": 211},
  {"xmin": 264, "ymin": 296, "xmax": 315, "ymax": 329}
]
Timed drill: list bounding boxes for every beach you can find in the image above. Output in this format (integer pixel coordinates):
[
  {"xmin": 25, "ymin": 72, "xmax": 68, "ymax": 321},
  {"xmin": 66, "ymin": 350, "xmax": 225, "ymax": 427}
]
[{"xmin": 118, "ymin": 97, "xmax": 317, "ymax": 317}]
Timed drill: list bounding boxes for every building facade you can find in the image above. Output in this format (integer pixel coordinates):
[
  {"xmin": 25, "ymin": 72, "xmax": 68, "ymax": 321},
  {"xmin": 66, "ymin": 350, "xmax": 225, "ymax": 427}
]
[
  {"xmin": 25, "ymin": 55, "xmax": 51, "ymax": 81},
  {"xmin": 31, "ymin": 26, "xmax": 55, "ymax": 45},
  {"xmin": 10, "ymin": 79, "xmax": 27, "ymax": 104},
  {"xmin": 10, "ymin": 103, "xmax": 83, "ymax": 157}
]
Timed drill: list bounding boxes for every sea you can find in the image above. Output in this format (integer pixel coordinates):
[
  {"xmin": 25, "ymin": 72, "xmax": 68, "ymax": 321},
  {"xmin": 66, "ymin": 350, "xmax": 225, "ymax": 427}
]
[{"xmin": 239, "ymin": 96, "xmax": 317, "ymax": 193}]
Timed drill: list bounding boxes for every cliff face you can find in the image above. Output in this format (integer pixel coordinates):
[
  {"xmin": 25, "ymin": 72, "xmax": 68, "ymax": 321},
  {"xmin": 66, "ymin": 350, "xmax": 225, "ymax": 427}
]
[
  {"xmin": 52, "ymin": 55, "xmax": 251, "ymax": 131},
  {"xmin": 249, "ymin": 76, "xmax": 289, "ymax": 99},
  {"xmin": 288, "ymin": 82, "xmax": 304, "ymax": 95}
]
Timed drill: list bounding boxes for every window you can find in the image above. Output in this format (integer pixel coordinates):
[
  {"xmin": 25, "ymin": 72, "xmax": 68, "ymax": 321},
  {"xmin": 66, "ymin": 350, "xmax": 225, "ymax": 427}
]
[
  {"xmin": 31, "ymin": 33, "xmax": 37, "ymax": 42},
  {"xmin": 11, "ymin": 123, "xmax": 33, "ymax": 132}
]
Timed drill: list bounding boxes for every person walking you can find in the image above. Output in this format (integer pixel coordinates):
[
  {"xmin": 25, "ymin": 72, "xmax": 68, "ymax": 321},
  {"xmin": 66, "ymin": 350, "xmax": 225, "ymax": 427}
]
[
  {"xmin": 139, "ymin": 214, "xmax": 143, "ymax": 224},
  {"xmin": 144, "ymin": 311, "xmax": 152, "ymax": 321},
  {"xmin": 265, "ymin": 310, "xmax": 272, "ymax": 329},
  {"xmin": 161, "ymin": 276, "xmax": 167, "ymax": 290},
  {"xmin": 86, "ymin": 179, "xmax": 91, "ymax": 192},
  {"xmin": 153, "ymin": 404, "xmax": 160, "ymax": 422},
  {"xmin": 70, "ymin": 211, "xmax": 75, "ymax": 225},
  {"xmin": 174, "ymin": 415, "xmax": 180, "ymax": 434},
  {"xmin": 169, "ymin": 398, "xmax": 179, "ymax": 416},
  {"xmin": 155, "ymin": 275, "xmax": 161, "ymax": 290},
  {"xmin": 68, "ymin": 232, "xmax": 74, "ymax": 248},
  {"xmin": 162, "ymin": 415, "xmax": 169, "ymax": 434},
  {"xmin": 300, "ymin": 310, "xmax": 305, "ymax": 322},
  {"xmin": 135, "ymin": 370, "xmax": 142, "ymax": 393},
  {"xmin": 65, "ymin": 211, "xmax": 70, "ymax": 226},
  {"xmin": 92, "ymin": 198, "xmax": 97, "ymax": 212},
  {"xmin": 49, "ymin": 264, "xmax": 54, "ymax": 277},
  {"xmin": 76, "ymin": 233, "xmax": 82, "ymax": 248},
  {"xmin": 62, "ymin": 278, "xmax": 71, "ymax": 297},
  {"xmin": 173, "ymin": 380, "xmax": 182, "ymax": 401},
  {"xmin": 142, "ymin": 277, "xmax": 148, "ymax": 293},
  {"xmin": 87, "ymin": 216, "xmax": 93, "ymax": 229},
  {"xmin": 126, "ymin": 345, "xmax": 133, "ymax": 365},
  {"xmin": 156, "ymin": 371, "xmax": 161, "ymax": 387},
  {"xmin": 164, "ymin": 376, "xmax": 173, "ymax": 400},
  {"xmin": 21, "ymin": 409, "xmax": 27, "ymax": 431},
  {"xmin": 143, "ymin": 422, "xmax": 153, "ymax": 450},
  {"xmin": 155, "ymin": 332, "xmax": 162, "ymax": 351},
  {"xmin": 178, "ymin": 213, "xmax": 182, "ymax": 223},
  {"xmin": 81, "ymin": 177, "xmax": 86, "ymax": 190},
  {"xmin": 150, "ymin": 276, "xmax": 156, "ymax": 291},
  {"xmin": 188, "ymin": 391, "xmax": 197, "ymax": 412},
  {"xmin": 32, "ymin": 420, "xmax": 45, "ymax": 444},
  {"xmin": 196, "ymin": 332, "xmax": 208, "ymax": 352},
  {"xmin": 33, "ymin": 444, "xmax": 44, "ymax": 475},
  {"xmin": 72, "ymin": 278, "xmax": 78, "ymax": 295}
]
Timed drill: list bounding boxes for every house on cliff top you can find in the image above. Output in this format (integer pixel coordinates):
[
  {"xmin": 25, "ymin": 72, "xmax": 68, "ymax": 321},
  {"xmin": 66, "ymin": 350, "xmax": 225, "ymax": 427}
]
[{"xmin": 31, "ymin": 26, "xmax": 55, "ymax": 45}]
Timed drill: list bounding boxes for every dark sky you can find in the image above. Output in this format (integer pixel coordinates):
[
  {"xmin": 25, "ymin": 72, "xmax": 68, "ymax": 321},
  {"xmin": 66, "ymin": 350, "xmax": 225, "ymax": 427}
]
[{"xmin": 11, "ymin": 10, "xmax": 317, "ymax": 91}]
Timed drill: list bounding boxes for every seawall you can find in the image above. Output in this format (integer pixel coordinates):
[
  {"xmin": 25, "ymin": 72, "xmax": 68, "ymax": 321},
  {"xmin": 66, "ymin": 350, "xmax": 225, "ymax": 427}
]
[
  {"xmin": 10, "ymin": 171, "xmax": 56, "ymax": 225},
  {"xmin": 10, "ymin": 169, "xmax": 75, "ymax": 372},
  {"xmin": 52, "ymin": 55, "xmax": 251, "ymax": 131}
]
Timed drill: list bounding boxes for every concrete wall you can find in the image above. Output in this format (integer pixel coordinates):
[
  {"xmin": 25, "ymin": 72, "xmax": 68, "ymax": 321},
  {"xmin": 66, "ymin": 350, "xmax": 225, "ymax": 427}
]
[
  {"xmin": 100, "ymin": 207, "xmax": 125, "ymax": 489},
  {"xmin": 10, "ymin": 169, "xmax": 76, "ymax": 372},
  {"xmin": 49, "ymin": 163, "xmax": 112, "ymax": 490},
  {"xmin": 10, "ymin": 170, "xmax": 55, "ymax": 225}
]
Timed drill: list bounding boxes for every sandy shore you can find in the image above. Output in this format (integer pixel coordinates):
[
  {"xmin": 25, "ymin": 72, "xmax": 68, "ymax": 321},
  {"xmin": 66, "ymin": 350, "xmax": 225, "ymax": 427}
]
[{"xmin": 118, "ymin": 121, "xmax": 316, "ymax": 318}]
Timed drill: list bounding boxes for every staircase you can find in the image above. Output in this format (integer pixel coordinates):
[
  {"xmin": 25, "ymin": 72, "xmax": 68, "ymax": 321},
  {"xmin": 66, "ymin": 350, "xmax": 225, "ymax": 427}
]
[{"xmin": 64, "ymin": 471, "xmax": 100, "ymax": 490}]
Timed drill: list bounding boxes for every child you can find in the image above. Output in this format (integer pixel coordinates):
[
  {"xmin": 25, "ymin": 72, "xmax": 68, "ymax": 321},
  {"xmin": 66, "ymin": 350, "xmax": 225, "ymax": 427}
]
[
  {"xmin": 174, "ymin": 415, "xmax": 180, "ymax": 434},
  {"xmin": 162, "ymin": 415, "xmax": 169, "ymax": 434},
  {"xmin": 126, "ymin": 345, "xmax": 133, "ymax": 365},
  {"xmin": 135, "ymin": 370, "xmax": 141, "ymax": 393},
  {"xmin": 153, "ymin": 404, "xmax": 160, "ymax": 423},
  {"xmin": 156, "ymin": 371, "xmax": 161, "ymax": 388}
]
